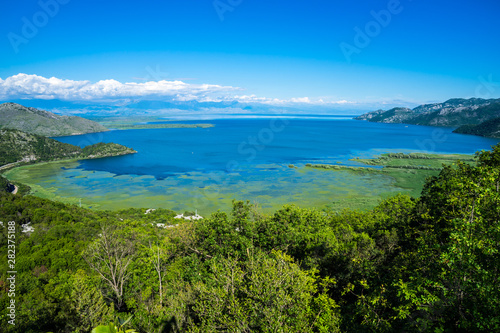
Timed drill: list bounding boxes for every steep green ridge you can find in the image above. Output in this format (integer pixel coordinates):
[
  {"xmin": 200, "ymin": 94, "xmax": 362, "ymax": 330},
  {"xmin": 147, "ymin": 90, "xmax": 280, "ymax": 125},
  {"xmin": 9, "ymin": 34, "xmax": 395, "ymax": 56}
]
[
  {"xmin": 0, "ymin": 128, "xmax": 136, "ymax": 167},
  {"xmin": 0, "ymin": 102, "xmax": 108, "ymax": 137},
  {"xmin": 453, "ymin": 116, "xmax": 500, "ymax": 138},
  {"xmin": 356, "ymin": 98, "xmax": 500, "ymax": 128}
]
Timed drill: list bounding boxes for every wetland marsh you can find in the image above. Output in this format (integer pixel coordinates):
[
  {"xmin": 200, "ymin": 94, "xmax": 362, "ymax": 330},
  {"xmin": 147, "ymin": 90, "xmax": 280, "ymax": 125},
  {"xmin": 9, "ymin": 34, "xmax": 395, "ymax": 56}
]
[{"xmin": 4, "ymin": 117, "xmax": 498, "ymax": 214}]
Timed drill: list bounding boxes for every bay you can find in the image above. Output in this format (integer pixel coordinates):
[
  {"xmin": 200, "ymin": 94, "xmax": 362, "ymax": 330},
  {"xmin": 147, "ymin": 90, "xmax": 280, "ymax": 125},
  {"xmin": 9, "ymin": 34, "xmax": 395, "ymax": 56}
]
[{"xmin": 9, "ymin": 117, "xmax": 499, "ymax": 214}]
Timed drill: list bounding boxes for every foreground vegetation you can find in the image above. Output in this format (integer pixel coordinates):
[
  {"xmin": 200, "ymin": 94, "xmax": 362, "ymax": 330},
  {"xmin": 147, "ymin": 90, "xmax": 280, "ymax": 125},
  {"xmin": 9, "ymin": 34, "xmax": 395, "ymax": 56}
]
[{"xmin": 0, "ymin": 144, "xmax": 499, "ymax": 332}]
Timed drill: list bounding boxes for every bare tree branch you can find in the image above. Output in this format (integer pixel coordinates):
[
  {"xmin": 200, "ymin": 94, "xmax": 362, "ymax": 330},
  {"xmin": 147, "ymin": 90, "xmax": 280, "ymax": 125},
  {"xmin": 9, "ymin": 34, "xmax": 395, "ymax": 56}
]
[{"xmin": 83, "ymin": 225, "xmax": 135, "ymax": 311}]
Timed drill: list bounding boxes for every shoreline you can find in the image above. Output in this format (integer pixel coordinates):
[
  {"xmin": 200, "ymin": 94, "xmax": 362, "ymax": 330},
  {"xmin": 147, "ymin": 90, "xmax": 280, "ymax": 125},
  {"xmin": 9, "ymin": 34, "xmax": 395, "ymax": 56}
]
[
  {"xmin": 1, "ymin": 150, "xmax": 474, "ymax": 214},
  {"xmin": 0, "ymin": 150, "xmax": 137, "ymax": 174},
  {"xmin": 50, "ymin": 129, "xmax": 109, "ymax": 138}
]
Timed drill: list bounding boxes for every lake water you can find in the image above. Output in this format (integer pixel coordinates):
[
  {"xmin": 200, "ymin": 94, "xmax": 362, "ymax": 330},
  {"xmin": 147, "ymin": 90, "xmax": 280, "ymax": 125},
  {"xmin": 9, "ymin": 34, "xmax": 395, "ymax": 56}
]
[{"xmin": 9, "ymin": 117, "xmax": 499, "ymax": 214}]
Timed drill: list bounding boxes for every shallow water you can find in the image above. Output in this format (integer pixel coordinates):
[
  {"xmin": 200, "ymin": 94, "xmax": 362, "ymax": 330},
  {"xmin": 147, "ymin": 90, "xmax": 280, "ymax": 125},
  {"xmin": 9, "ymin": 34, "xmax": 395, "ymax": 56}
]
[{"xmin": 7, "ymin": 118, "xmax": 499, "ymax": 214}]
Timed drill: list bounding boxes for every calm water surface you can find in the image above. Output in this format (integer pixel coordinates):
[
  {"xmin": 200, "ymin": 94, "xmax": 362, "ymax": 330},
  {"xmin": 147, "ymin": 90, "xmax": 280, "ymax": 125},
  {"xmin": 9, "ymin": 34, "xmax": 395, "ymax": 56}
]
[{"xmin": 12, "ymin": 118, "xmax": 500, "ymax": 214}]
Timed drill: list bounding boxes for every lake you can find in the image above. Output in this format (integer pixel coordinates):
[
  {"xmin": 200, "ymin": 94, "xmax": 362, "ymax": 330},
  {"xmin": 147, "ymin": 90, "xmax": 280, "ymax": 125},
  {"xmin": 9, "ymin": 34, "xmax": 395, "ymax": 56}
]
[{"xmin": 7, "ymin": 117, "xmax": 499, "ymax": 214}]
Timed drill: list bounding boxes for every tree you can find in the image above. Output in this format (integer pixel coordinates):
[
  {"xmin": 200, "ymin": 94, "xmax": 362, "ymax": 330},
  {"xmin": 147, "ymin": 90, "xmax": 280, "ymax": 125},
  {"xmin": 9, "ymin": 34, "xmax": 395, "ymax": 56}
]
[
  {"xmin": 70, "ymin": 269, "xmax": 115, "ymax": 332},
  {"xmin": 84, "ymin": 225, "xmax": 136, "ymax": 311},
  {"xmin": 390, "ymin": 148, "xmax": 500, "ymax": 332},
  {"xmin": 188, "ymin": 250, "xmax": 341, "ymax": 332}
]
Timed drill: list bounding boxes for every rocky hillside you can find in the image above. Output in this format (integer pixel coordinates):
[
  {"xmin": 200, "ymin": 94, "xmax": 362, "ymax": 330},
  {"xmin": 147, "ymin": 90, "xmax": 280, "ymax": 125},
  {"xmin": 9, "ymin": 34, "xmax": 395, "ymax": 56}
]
[
  {"xmin": 0, "ymin": 129, "xmax": 136, "ymax": 167},
  {"xmin": 453, "ymin": 117, "xmax": 500, "ymax": 138},
  {"xmin": 356, "ymin": 98, "xmax": 500, "ymax": 127},
  {"xmin": 0, "ymin": 102, "xmax": 108, "ymax": 137}
]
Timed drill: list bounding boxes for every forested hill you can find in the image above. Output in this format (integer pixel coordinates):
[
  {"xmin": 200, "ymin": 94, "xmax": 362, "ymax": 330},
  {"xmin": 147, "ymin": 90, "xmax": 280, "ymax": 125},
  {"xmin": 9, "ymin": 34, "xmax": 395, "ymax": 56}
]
[
  {"xmin": 0, "ymin": 128, "xmax": 136, "ymax": 166},
  {"xmin": 453, "ymin": 116, "xmax": 500, "ymax": 138},
  {"xmin": 0, "ymin": 102, "xmax": 108, "ymax": 137},
  {"xmin": 1, "ymin": 144, "xmax": 499, "ymax": 332},
  {"xmin": 355, "ymin": 98, "xmax": 500, "ymax": 131}
]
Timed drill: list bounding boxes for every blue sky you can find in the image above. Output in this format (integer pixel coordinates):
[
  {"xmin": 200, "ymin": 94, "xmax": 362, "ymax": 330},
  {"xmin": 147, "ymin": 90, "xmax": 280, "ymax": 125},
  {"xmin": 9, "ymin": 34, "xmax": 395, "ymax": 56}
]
[{"xmin": 1, "ymin": 0, "xmax": 500, "ymax": 109}]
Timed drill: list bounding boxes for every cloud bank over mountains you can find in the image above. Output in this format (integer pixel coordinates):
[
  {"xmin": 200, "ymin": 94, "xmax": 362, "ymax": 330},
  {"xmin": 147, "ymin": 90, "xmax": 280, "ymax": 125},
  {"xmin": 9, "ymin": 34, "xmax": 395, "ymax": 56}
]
[
  {"xmin": 0, "ymin": 73, "xmax": 360, "ymax": 105},
  {"xmin": 0, "ymin": 73, "xmax": 242, "ymax": 102},
  {"xmin": 0, "ymin": 73, "xmax": 420, "ymax": 114}
]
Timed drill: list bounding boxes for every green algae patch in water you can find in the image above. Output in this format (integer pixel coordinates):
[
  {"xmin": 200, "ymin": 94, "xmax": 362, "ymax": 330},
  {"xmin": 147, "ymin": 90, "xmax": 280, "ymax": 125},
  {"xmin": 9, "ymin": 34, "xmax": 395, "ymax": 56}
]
[{"xmin": 4, "ymin": 159, "xmax": 407, "ymax": 215}]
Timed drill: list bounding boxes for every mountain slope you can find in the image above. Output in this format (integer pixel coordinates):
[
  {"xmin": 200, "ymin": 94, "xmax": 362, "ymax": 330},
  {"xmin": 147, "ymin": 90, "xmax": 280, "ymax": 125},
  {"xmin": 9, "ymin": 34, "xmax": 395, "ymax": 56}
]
[
  {"xmin": 0, "ymin": 102, "xmax": 108, "ymax": 136},
  {"xmin": 354, "ymin": 107, "xmax": 413, "ymax": 123},
  {"xmin": 355, "ymin": 98, "xmax": 500, "ymax": 127},
  {"xmin": 0, "ymin": 128, "xmax": 136, "ymax": 166},
  {"xmin": 0, "ymin": 128, "xmax": 81, "ymax": 165}
]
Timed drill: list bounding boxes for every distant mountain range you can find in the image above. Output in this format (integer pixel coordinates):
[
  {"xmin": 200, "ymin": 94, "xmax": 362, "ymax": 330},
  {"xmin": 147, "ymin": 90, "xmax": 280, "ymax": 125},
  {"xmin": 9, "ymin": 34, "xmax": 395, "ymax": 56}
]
[
  {"xmin": 4, "ymin": 98, "xmax": 500, "ymax": 139},
  {"xmin": 0, "ymin": 102, "xmax": 108, "ymax": 137},
  {"xmin": 2, "ymin": 98, "xmax": 408, "ymax": 117},
  {"xmin": 355, "ymin": 98, "xmax": 500, "ymax": 138}
]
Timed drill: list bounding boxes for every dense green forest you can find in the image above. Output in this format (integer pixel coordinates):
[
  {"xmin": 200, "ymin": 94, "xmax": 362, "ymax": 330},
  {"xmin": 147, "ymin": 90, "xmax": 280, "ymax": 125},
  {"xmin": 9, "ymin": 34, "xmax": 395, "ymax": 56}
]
[
  {"xmin": 0, "ymin": 175, "xmax": 11, "ymax": 192},
  {"xmin": 1, "ymin": 145, "xmax": 499, "ymax": 332},
  {"xmin": 454, "ymin": 116, "xmax": 500, "ymax": 138}
]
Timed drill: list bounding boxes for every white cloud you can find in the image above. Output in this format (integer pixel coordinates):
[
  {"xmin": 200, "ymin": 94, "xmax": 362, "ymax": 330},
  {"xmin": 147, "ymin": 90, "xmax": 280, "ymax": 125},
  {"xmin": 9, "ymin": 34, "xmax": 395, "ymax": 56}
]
[
  {"xmin": 0, "ymin": 73, "xmax": 241, "ymax": 102},
  {"xmin": 233, "ymin": 94, "xmax": 283, "ymax": 104},
  {"xmin": 0, "ymin": 73, "xmax": 404, "ymax": 109},
  {"xmin": 290, "ymin": 97, "xmax": 311, "ymax": 103},
  {"xmin": 232, "ymin": 94, "xmax": 355, "ymax": 106},
  {"xmin": 332, "ymin": 100, "xmax": 351, "ymax": 104}
]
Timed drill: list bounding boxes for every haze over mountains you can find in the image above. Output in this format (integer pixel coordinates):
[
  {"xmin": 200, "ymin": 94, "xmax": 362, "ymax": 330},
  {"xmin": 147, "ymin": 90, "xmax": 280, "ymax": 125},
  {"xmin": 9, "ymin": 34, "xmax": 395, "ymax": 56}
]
[
  {"xmin": 1, "ymin": 96, "xmax": 419, "ymax": 118},
  {"xmin": 3, "ymin": 97, "xmax": 500, "ymax": 138}
]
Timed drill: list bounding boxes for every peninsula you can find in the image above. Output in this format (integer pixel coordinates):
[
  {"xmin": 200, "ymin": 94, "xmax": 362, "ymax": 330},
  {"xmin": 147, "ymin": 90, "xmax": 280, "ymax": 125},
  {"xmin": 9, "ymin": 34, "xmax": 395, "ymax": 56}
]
[{"xmin": 0, "ymin": 128, "xmax": 136, "ymax": 169}]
